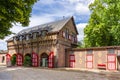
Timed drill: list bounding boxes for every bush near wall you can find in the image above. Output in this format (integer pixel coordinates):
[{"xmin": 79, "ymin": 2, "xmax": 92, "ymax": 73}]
[
  {"xmin": 11, "ymin": 55, "xmax": 16, "ymax": 66},
  {"xmin": 23, "ymin": 56, "xmax": 32, "ymax": 67}
]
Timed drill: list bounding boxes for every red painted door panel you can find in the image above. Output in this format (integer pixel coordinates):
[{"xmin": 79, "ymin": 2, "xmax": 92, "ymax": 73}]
[
  {"xmin": 86, "ymin": 54, "xmax": 93, "ymax": 69},
  {"xmin": 32, "ymin": 52, "xmax": 38, "ymax": 67},
  {"xmin": 107, "ymin": 54, "xmax": 116, "ymax": 70},
  {"xmin": 69, "ymin": 54, "xmax": 75, "ymax": 68},
  {"xmin": 6, "ymin": 54, "xmax": 11, "ymax": 66},
  {"xmin": 48, "ymin": 52, "xmax": 54, "ymax": 68},
  {"xmin": 16, "ymin": 54, "xmax": 23, "ymax": 66}
]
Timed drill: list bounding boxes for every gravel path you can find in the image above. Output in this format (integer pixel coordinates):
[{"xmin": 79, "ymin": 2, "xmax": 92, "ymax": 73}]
[{"xmin": 0, "ymin": 67, "xmax": 120, "ymax": 80}]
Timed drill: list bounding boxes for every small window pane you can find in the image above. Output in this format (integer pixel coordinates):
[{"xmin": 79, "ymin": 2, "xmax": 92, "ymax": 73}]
[
  {"xmin": 26, "ymin": 35, "xmax": 29, "ymax": 40},
  {"xmin": 87, "ymin": 50, "xmax": 93, "ymax": 54},
  {"xmin": 108, "ymin": 49, "xmax": 114, "ymax": 54}
]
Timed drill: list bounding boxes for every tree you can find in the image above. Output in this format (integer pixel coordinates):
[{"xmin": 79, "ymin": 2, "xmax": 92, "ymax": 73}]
[
  {"xmin": 77, "ymin": 40, "xmax": 84, "ymax": 48},
  {"xmin": 84, "ymin": 0, "xmax": 120, "ymax": 47},
  {"xmin": 0, "ymin": 0, "xmax": 38, "ymax": 39}
]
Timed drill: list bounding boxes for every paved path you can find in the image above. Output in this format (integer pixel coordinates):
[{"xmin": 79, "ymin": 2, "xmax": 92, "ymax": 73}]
[{"xmin": 0, "ymin": 67, "xmax": 120, "ymax": 80}]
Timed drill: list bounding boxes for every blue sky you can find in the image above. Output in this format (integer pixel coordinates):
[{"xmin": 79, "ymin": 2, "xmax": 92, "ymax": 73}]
[{"xmin": 0, "ymin": 0, "xmax": 94, "ymax": 50}]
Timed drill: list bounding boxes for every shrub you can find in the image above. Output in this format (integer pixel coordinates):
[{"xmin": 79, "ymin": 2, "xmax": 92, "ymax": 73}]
[
  {"xmin": 23, "ymin": 56, "xmax": 32, "ymax": 67},
  {"xmin": 11, "ymin": 55, "xmax": 16, "ymax": 66}
]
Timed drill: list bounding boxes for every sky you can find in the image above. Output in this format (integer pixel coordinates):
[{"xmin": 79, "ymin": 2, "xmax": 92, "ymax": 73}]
[{"xmin": 0, "ymin": 0, "xmax": 94, "ymax": 50}]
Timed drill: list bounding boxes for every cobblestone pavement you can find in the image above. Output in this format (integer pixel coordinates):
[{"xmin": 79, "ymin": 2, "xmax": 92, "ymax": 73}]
[{"xmin": 0, "ymin": 66, "xmax": 120, "ymax": 80}]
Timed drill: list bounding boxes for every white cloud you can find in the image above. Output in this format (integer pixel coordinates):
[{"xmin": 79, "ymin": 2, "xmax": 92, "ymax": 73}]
[
  {"xmin": 75, "ymin": 3, "xmax": 90, "ymax": 15},
  {"xmin": 76, "ymin": 23, "xmax": 87, "ymax": 41}
]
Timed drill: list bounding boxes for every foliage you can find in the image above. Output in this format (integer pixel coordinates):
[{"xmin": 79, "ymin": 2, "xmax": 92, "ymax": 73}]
[
  {"xmin": 23, "ymin": 55, "xmax": 32, "ymax": 66},
  {"xmin": 84, "ymin": 0, "xmax": 120, "ymax": 47},
  {"xmin": 77, "ymin": 40, "xmax": 84, "ymax": 48},
  {"xmin": 11, "ymin": 55, "xmax": 16, "ymax": 66},
  {"xmin": 0, "ymin": 0, "xmax": 38, "ymax": 39}
]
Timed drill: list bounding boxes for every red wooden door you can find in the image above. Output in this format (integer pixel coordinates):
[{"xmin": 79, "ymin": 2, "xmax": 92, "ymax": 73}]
[
  {"xmin": 48, "ymin": 52, "xmax": 54, "ymax": 68},
  {"xmin": 6, "ymin": 54, "xmax": 11, "ymax": 66},
  {"xmin": 107, "ymin": 54, "xmax": 116, "ymax": 70},
  {"xmin": 86, "ymin": 54, "xmax": 93, "ymax": 69},
  {"xmin": 69, "ymin": 54, "xmax": 75, "ymax": 68},
  {"xmin": 32, "ymin": 52, "xmax": 38, "ymax": 67},
  {"xmin": 16, "ymin": 54, "xmax": 23, "ymax": 66}
]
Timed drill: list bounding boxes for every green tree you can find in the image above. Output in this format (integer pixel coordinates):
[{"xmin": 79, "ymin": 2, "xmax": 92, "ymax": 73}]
[
  {"xmin": 0, "ymin": 0, "xmax": 38, "ymax": 39},
  {"xmin": 84, "ymin": 0, "xmax": 120, "ymax": 47},
  {"xmin": 77, "ymin": 40, "xmax": 84, "ymax": 48}
]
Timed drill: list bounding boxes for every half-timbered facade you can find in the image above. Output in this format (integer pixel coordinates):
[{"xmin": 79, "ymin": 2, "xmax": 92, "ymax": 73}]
[{"xmin": 6, "ymin": 17, "xmax": 78, "ymax": 67}]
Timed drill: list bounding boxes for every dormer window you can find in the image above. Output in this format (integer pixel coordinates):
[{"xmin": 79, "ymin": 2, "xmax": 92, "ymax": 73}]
[
  {"xmin": 26, "ymin": 35, "xmax": 29, "ymax": 40},
  {"xmin": 33, "ymin": 33, "xmax": 37, "ymax": 39},
  {"xmin": 41, "ymin": 30, "xmax": 47, "ymax": 37},
  {"xmin": 19, "ymin": 36, "xmax": 23, "ymax": 41}
]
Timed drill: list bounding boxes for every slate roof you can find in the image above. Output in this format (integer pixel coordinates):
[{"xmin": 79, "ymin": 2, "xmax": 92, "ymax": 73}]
[
  {"xmin": 16, "ymin": 17, "xmax": 72, "ymax": 35},
  {"xmin": 7, "ymin": 16, "xmax": 76, "ymax": 41}
]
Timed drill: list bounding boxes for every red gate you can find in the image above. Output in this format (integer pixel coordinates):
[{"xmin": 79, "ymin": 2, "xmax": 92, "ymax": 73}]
[
  {"xmin": 69, "ymin": 54, "xmax": 75, "ymax": 68},
  {"xmin": 16, "ymin": 53, "xmax": 23, "ymax": 66},
  {"xmin": 32, "ymin": 52, "xmax": 38, "ymax": 67},
  {"xmin": 107, "ymin": 54, "xmax": 116, "ymax": 70},
  {"xmin": 6, "ymin": 53, "xmax": 11, "ymax": 66},
  {"xmin": 86, "ymin": 54, "xmax": 93, "ymax": 69},
  {"xmin": 48, "ymin": 52, "xmax": 54, "ymax": 68}
]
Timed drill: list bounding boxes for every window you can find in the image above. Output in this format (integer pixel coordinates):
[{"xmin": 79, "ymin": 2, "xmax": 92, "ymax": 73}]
[
  {"xmin": 62, "ymin": 31, "xmax": 65, "ymax": 37},
  {"xmin": 33, "ymin": 33, "xmax": 37, "ymax": 39},
  {"xmin": 69, "ymin": 34, "xmax": 72, "ymax": 40},
  {"xmin": 87, "ymin": 50, "xmax": 93, "ymax": 54},
  {"xmin": 26, "ymin": 35, "xmax": 29, "ymax": 40},
  {"xmin": 65, "ymin": 29, "xmax": 69, "ymax": 39},
  {"xmin": 19, "ymin": 36, "xmax": 23, "ymax": 41},
  {"xmin": 41, "ymin": 30, "xmax": 47, "ymax": 37},
  {"xmin": 108, "ymin": 49, "xmax": 115, "ymax": 54},
  {"xmin": 2, "ymin": 56, "xmax": 5, "ymax": 63},
  {"xmin": 71, "ymin": 33, "xmax": 77, "ymax": 43}
]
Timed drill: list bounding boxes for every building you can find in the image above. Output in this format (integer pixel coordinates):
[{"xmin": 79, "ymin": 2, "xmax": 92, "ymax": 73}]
[
  {"xmin": 6, "ymin": 17, "xmax": 78, "ymax": 67},
  {"xmin": 6, "ymin": 16, "xmax": 120, "ymax": 71},
  {"xmin": 0, "ymin": 50, "xmax": 7, "ymax": 65},
  {"xmin": 66, "ymin": 46, "xmax": 120, "ymax": 71}
]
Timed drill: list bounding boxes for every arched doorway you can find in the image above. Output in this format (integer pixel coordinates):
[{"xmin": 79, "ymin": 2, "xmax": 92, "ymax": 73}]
[
  {"xmin": 24, "ymin": 54, "xmax": 32, "ymax": 66},
  {"xmin": 40, "ymin": 53, "xmax": 48, "ymax": 67}
]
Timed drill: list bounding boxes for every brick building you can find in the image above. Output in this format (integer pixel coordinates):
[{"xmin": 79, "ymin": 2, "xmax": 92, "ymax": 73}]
[{"xmin": 6, "ymin": 17, "xmax": 78, "ymax": 67}]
